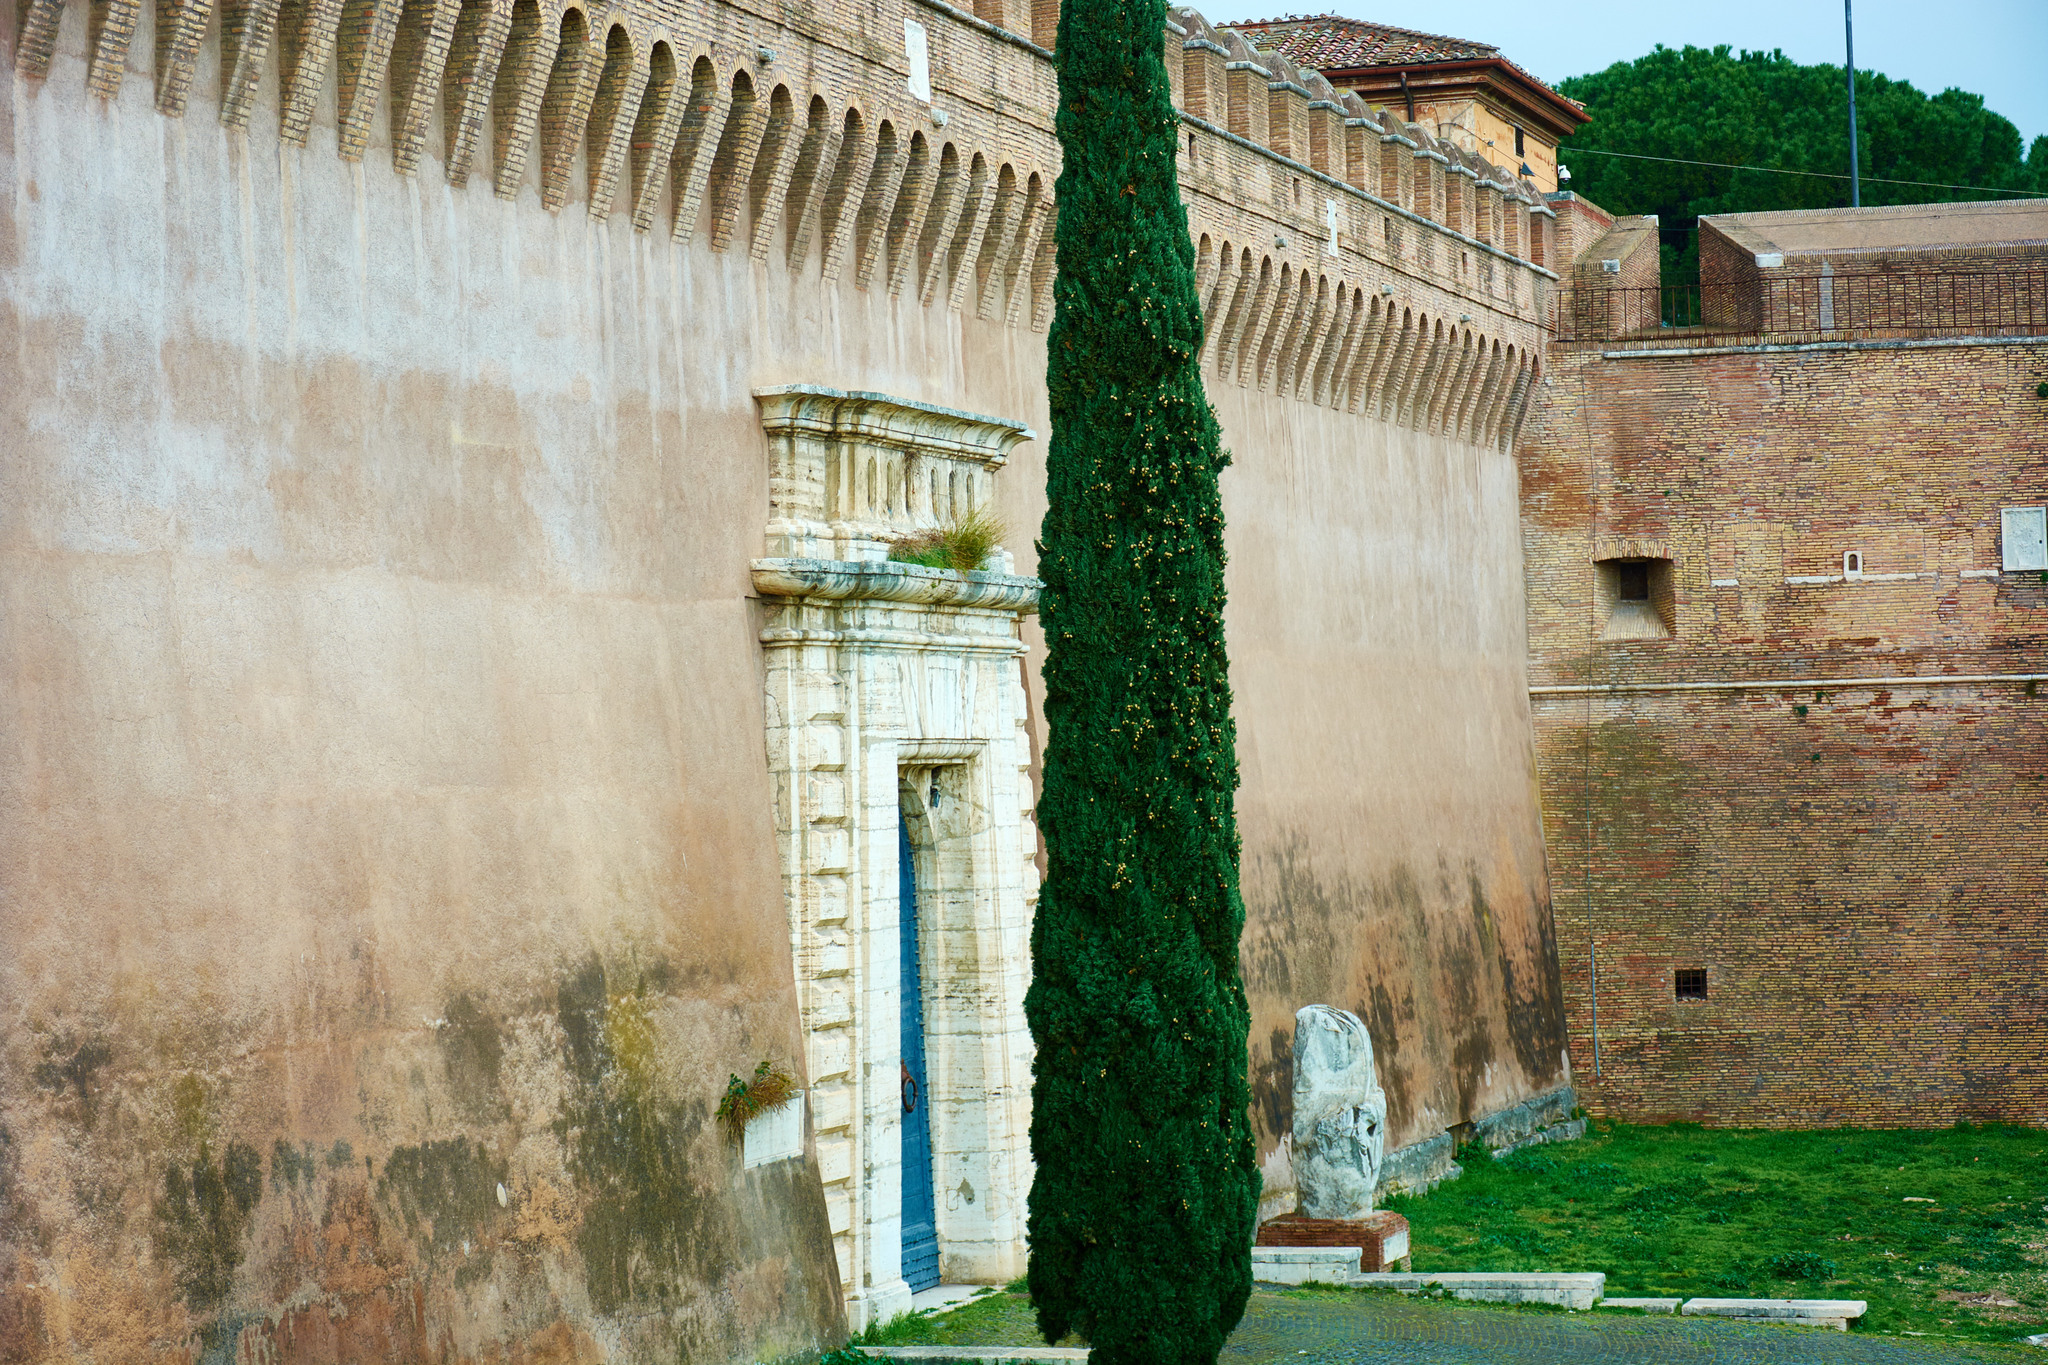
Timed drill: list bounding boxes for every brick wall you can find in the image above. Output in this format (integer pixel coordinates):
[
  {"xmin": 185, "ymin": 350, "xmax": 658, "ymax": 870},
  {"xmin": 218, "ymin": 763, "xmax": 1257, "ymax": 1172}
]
[{"xmin": 1519, "ymin": 335, "xmax": 2048, "ymax": 1126}]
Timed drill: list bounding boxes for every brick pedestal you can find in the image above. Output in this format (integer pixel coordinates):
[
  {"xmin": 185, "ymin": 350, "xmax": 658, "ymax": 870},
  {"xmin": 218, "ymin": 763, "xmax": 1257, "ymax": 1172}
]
[{"xmin": 1256, "ymin": 1211, "xmax": 1411, "ymax": 1272}]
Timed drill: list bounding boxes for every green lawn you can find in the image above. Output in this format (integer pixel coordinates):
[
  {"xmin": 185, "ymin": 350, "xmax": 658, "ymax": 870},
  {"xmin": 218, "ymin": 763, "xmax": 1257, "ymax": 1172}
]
[{"xmin": 1383, "ymin": 1122, "xmax": 2048, "ymax": 1346}]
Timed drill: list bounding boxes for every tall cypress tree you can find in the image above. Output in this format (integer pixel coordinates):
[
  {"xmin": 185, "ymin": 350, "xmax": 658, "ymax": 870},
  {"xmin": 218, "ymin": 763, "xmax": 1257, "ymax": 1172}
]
[{"xmin": 1024, "ymin": 0, "xmax": 1258, "ymax": 1357}]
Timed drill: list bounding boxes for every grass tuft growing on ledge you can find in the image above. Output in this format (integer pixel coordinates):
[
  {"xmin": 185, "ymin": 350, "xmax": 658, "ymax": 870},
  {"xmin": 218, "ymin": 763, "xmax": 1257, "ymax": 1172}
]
[{"xmin": 888, "ymin": 508, "xmax": 1004, "ymax": 573}]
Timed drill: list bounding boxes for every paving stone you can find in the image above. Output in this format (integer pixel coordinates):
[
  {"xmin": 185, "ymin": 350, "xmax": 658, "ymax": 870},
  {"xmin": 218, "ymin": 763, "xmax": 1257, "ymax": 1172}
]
[{"xmin": 1217, "ymin": 1290, "xmax": 2026, "ymax": 1363}]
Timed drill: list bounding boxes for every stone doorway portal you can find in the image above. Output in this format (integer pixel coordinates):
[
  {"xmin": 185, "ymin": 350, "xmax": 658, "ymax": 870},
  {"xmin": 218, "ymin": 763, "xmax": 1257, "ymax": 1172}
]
[{"xmin": 754, "ymin": 385, "xmax": 1042, "ymax": 1329}]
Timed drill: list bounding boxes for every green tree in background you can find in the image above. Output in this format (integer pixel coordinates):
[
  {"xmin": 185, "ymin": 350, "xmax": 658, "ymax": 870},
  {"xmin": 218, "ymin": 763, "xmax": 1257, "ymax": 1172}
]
[
  {"xmin": 1555, "ymin": 46, "xmax": 2047, "ymax": 284},
  {"xmin": 1024, "ymin": 0, "xmax": 1259, "ymax": 1355}
]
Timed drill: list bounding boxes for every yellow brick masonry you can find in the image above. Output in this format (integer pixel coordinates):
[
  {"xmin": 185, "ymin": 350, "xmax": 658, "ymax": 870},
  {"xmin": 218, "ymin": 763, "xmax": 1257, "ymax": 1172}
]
[{"xmin": 10, "ymin": 0, "xmax": 1556, "ymax": 429}]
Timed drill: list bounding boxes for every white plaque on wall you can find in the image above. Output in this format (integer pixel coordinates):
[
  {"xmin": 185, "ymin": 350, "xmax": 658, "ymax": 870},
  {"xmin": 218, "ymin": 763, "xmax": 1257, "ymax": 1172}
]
[
  {"xmin": 905, "ymin": 19, "xmax": 932, "ymax": 104},
  {"xmin": 2002, "ymin": 505, "xmax": 2047, "ymax": 572}
]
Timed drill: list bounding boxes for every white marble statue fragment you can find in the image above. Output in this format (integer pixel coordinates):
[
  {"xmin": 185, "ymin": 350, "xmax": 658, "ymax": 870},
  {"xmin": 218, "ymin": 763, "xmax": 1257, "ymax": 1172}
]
[{"xmin": 1291, "ymin": 1003, "xmax": 1388, "ymax": 1220}]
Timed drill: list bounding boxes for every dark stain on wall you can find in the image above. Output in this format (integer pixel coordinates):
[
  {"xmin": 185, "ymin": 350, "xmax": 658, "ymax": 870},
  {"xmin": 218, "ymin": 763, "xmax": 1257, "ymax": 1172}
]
[
  {"xmin": 31, "ymin": 1036, "xmax": 113, "ymax": 1131},
  {"xmin": 270, "ymin": 1138, "xmax": 322, "ymax": 1193},
  {"xmin": 1241, "ymin": 832, "xmax": 1565, "ymax": 1149},
  {"xmin": 440, "ymin": 992, "xmax": 510, "ymax": 1122},
  {"xmin": 1359, "ymin": 981, "xmax": 1413, "ymax": 1131},
  {"xmin": 377, "ymin": 1138, "xmax": 509, "ymax": 1269},
  {"xmin": 556, "ymin": 958, "xmax": 736, "ymax": 1315},
  {"xmin": 1484, "ymin": 875, "xmax": 1569, "ymax": 1085},
  {"xmin": 1248, "ymin": 1026, "xmax": 1293, "ymax": 1138},
  {"xmin": 153, "ymin": 1141, "xmax": 265, "ymax": 1317}
]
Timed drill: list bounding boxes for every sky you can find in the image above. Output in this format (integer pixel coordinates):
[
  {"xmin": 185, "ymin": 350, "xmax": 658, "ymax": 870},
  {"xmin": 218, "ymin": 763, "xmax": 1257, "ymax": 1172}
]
[{"xmin": 1190, "ymin": 0, "xmax": 2048, "ymax": 146}]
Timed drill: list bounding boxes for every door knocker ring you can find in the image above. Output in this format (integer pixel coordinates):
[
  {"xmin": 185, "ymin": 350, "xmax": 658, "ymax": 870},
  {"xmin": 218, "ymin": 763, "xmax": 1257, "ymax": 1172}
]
[{"xmin": 902, "ymin": 1062, "xmax": 920, "ymax": 1114}]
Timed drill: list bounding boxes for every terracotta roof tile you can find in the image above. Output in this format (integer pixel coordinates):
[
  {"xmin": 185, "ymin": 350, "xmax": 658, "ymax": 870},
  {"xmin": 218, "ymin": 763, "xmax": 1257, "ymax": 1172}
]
[
  {"xmin": 1233, "ymin": 13, "xmax": 1584, "ymax": 112},
  {"xmin": 1234, "ymin": 13, "xmax": 1499, "ymax": 68}
]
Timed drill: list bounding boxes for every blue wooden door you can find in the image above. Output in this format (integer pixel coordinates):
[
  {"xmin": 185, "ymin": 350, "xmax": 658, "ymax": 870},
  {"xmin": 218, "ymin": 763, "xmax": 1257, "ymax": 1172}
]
[{"xmin": 899, "ymin": 818, "xmax": 940, "ymax": 1291}]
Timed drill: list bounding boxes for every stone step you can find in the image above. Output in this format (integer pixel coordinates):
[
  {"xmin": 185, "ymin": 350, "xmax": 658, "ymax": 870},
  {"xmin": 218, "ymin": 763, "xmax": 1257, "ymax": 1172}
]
[
  {"xmin": 1597, "ymin": 1297, "xmax": 1680, "ymax": 1314},
  {"xmin": 864, "ymin": 1350, "xmax": 1089, "ymax": 1363},
  {"xmin": 1679, "ymin": 1298, "xmax": 1868, "ymax": 1332},
  {"xmin": 1347, "ymin": 1272, "xmax": 1606, "ymax": 1311},
  {"xmin": 1251, "ymin": 1246, "xmax": 1362, "ymax": 1283}
]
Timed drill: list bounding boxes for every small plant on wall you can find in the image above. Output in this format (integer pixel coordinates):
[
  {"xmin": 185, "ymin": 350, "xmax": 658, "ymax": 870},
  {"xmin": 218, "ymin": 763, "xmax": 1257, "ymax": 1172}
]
[
  {"xmin": 716, "ymin": 1059, "xmax": 797, "ymax": 1141},
  {"xmin": 889, "ymin": 507, "xmax": 1005, "ymax": 572}
]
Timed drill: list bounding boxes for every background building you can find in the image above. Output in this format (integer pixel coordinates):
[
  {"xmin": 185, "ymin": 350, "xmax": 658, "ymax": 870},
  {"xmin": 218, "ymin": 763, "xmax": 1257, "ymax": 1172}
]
[{"xmin": 1233, "ymin": 13, "xmax": 1588, "ymax": 193}]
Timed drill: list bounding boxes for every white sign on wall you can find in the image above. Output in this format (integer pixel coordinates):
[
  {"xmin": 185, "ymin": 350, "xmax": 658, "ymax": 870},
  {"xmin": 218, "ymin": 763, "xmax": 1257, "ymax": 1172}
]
[
  {"xmin": 743, "ymin": 1091, "xmax": 805, "ymax": 1168},
  {"xmin": 904, "ymin": 19, "xmax": 932, "ymax": 104},
  {"xmin": 1325, "ymin": 198, "xmax": 1341, "ymax": 256},
  {"xmin": 2002, "ymin": 505, "xmax": 2047, "ymax": 572}
]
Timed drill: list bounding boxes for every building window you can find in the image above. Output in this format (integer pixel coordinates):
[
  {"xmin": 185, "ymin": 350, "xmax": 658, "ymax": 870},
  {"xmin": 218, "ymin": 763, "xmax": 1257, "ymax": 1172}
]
[
  {"xmin": 1597, "ymin": 557, "xmax": 1672, "ymax": 639},
  {"xmin": 1842, "ymin": 550, "xmax": 1863, "ymax": 577},
  {"xmin": 1514, "ymin": 126, "xmax": 1525, "ymax": 157},
  {"xmin": 1675, "ymin": 968, "xmax": 1707, "ymax": 1001}
]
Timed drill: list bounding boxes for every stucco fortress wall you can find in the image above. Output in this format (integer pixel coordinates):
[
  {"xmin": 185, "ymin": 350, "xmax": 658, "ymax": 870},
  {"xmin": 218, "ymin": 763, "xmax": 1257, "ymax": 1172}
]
[{"xmin": 2, "ymin": 0, "xmax": 1565, "ymax": 1351}]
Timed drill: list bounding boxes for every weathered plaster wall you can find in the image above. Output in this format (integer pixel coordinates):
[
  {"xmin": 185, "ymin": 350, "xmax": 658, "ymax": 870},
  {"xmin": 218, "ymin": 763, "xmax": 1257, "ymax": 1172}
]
[
  {"xmin": 2, "ymin": 0, "xmax": 1567, "ymax": 1351},
  {"xmin": 1206, "ymin": 387, "xmax": 1566, "ymax": 1165}
]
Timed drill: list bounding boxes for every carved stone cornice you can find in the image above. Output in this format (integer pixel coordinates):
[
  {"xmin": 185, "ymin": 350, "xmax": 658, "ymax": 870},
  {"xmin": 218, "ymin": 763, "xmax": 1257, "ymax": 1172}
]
[{"xmin": 752, "ymin": 558, "xmax": 1042, "ymax": 612}]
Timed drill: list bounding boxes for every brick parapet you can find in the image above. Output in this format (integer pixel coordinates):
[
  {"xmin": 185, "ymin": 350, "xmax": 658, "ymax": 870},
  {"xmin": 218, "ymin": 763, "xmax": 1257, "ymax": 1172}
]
[{"xmin": 11, "ymin": 0, "xmax": 1556, "ymax": 423}]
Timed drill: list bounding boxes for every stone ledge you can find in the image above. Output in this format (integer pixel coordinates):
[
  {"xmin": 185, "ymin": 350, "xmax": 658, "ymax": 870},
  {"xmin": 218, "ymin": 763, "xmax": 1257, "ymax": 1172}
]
[
  {"xmin": 1471, "ymin": 1084, "xmax": 1577, "ymax": 1153},
  {"xmin": 865, "ymin": 1350, "xmax": 1089, "ymax": 1363},
  {"xmin": 1377, "ymin": 1131, "xmax": 1461, "ymax": 1199},
  {"xmin": 1489, "ymin": 1117, "xmax": 1589, "ymax": 1160},
  {"xmin": 1345, "ymin": 1272, "xmax": 1606, "ymax": 1310},
  {"xmin": 753, "ymin": 559, "xmax": 1043, "ymax": 611},
  {"xmin": 1598, "ymin": 1297, "xmax": 1679, "ymax": 1314},
  {"xmin": 1680, "ymin": 1298, "xmax": 1868, "ymax": 1331}
]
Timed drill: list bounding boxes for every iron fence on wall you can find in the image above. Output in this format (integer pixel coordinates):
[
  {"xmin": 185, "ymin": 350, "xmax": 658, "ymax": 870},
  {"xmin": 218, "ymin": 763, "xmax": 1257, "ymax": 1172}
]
[{"xmin": 1553, "ymin": 266, "xmax": 2048, "ymax": 349}]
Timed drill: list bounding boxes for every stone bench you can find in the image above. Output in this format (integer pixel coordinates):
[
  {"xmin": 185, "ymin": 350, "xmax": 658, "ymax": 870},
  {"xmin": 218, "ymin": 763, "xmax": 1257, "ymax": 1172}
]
[
  {"xmin": 1680, "ymin": 1298, "xmax": 1868, "ymax": 1331},
  {"xmin": 1597, "ymin": 1297, "xmax": 1679, "ymax": 1313}
]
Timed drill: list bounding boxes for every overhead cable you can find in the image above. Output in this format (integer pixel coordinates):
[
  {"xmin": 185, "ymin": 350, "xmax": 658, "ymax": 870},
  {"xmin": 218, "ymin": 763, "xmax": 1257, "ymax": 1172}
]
[{"xmin": 1564, "ymin": 146, "xmax": 2041, "ymax": 197}]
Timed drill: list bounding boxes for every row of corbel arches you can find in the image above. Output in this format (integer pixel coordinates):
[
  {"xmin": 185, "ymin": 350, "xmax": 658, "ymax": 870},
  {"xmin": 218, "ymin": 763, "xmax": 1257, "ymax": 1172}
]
[
  {"xmin": 1193, "ymin": 233, "xmax": 1540, "ymax": 449},
  {"xmin": 13, "ymin": 0, "xmax": 1060, "ymax": 323}
]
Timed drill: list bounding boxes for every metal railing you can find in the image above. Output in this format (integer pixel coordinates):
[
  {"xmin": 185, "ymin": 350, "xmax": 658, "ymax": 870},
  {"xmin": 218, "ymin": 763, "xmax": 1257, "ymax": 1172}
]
[{"xmin": 1552, "ymin": 266, "xmax": 2048, "ymax": 349}]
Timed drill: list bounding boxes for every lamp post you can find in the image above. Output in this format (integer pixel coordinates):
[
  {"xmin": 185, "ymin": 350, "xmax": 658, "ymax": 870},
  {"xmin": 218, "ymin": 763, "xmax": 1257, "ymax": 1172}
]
[{"xmin": 1845, "ymin": 0, "xmax": 1860, "ymax": 207}]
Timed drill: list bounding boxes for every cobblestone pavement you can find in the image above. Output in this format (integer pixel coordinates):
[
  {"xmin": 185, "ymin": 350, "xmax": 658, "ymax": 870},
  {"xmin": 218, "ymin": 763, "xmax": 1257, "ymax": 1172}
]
[{"xmin": 1225, "ymin": 1291, "xmax": 2037, "ymax": 1364}]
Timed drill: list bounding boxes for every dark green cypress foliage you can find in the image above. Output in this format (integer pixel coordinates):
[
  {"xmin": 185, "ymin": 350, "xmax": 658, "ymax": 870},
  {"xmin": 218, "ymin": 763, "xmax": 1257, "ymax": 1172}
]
[{"xmin": 1024, "ymin": 0, "xmax": 1257, "ymax": 1358}]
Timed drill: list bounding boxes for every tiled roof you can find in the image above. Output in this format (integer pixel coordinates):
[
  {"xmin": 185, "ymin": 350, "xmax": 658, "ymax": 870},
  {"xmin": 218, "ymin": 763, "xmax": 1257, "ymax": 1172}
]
[
  {"xmin": 1233, "ymin": 13, "xmax": 1586, "ymax": 115},
  {"xmin": 1233, "ymin": 13, "xmax": 1501, "ymax": 69}
]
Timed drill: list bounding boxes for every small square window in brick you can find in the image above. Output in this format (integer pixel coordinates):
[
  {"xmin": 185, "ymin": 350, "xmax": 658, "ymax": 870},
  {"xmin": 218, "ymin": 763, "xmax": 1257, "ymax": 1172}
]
[{"xmin": 1675, "ymin": 968, "xmax": 1708, "ymax": 1001}]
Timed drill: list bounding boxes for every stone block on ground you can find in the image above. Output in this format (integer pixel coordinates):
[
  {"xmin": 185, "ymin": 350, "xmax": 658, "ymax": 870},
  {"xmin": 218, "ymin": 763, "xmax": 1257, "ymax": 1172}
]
[
  {"xmin": 1251, "ymin": 1246, "xmax": 1363, "ymax": 1284},
  {"xmin": 1597, "ymin": 1297, "xmax": 1679, "ymax": 1313},
  {"xmin": 1257, "ymin": 1210, "xmax": 1410, "ymax": 1272},
  {"xmin": 1679, "ymin": 1298, "xmax": 1867, "ymax": 1331},
  {"xmin": 1348, "ymin": 1272, "xmax": 1605, "ymax": 1310},
  {"xmin": 866, "ymin": 1350, "xmax": 1090, "ymax": 1363}
]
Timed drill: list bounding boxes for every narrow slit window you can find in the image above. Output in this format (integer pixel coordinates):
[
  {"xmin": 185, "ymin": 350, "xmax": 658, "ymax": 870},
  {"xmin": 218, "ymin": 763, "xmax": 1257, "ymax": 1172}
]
[
  {"xmin": 1514, "ymin": 126, "xmax": 1525, "ymax": 157},
  {"xmin": 1617, "ymin": 561, "xmax": 1650, "ymax": 601},
  {"xmin": 1675, "ymin": 968, "xmax": 1707, "ymax": 1001}
]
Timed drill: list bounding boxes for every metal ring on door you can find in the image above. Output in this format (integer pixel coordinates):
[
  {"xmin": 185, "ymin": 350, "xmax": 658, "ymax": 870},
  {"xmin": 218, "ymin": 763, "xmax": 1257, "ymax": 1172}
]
[{"xmin": 902, "ymin": 1062, "xmax": 920, "ymax": 1114}]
